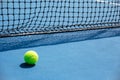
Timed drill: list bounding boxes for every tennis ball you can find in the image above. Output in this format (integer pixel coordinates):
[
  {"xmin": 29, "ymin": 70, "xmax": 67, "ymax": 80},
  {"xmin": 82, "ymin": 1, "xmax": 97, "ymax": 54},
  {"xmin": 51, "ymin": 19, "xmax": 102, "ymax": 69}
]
[{"xmin": 24, "ymin": 50, "xmax": 39, "ymax": 65}]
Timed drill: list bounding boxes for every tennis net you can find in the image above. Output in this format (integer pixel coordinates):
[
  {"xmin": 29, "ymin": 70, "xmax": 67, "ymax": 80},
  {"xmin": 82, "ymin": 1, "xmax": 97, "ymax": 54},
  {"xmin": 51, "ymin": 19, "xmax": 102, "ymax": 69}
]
[{"xmin": 0, "ymin": 0, "xmax": 120, "ymax": 37}]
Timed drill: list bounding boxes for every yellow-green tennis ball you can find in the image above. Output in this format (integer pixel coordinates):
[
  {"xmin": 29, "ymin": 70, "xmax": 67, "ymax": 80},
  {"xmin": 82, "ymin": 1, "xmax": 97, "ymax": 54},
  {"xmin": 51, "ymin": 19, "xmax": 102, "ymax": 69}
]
[{"xmin": 24, "ymin": 50, "xmax": 39, "ymax": 65}]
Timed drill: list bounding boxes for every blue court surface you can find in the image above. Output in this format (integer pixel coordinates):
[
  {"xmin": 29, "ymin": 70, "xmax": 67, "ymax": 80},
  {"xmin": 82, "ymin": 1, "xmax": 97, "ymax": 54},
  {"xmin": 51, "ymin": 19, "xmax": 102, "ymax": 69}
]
[
  {"xmin": 0, "ymin": 36, "xmax": 120, "ymax": 80},
  {"xmin": 0, "ymin": 0, "xmax": 120, "ymax": 80}
]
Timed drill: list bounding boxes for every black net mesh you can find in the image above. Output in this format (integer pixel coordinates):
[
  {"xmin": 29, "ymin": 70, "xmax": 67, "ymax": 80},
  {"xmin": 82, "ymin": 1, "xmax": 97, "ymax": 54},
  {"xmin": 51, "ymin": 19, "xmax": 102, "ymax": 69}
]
[{"xmin": 0, "ymin": 0, "xmax": 120, "ymax": 37}]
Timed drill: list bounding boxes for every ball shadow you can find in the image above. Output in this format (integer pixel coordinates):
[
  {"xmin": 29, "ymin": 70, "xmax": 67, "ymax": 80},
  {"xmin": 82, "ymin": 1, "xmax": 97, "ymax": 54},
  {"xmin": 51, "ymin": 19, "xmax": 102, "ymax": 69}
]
[{"xmin": 20, "ymin": 63, "xmax": 35, "ymax": 68}]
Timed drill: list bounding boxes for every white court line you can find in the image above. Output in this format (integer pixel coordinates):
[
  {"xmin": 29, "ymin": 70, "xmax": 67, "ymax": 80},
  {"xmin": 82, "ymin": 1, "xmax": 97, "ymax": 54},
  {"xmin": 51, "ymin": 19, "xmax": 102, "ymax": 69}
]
[{"xmin": 96, "ymin": 0, "xmax": 120, "ymax": 6}]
